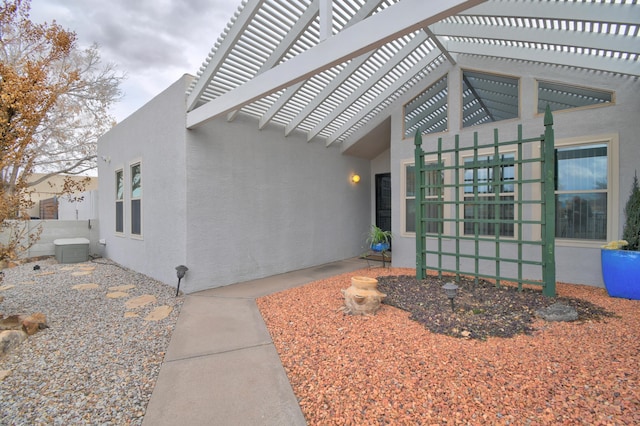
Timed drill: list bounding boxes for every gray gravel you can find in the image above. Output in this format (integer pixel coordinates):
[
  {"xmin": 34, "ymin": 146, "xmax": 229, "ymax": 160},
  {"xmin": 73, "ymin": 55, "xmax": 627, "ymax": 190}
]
[{"xmin": 0, "ymin": 257, "xmax": 183, "ymax": 425}]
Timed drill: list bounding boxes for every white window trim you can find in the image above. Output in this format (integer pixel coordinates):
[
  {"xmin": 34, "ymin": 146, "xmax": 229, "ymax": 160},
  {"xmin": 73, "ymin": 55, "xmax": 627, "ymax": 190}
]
[
  {"xmin": 115, "ymin": 168, "xmax": 125, "ymax": 236},
  {"xmin": 130, "ymin": 161, "xmax": 143, "ymax": 240},
  {"xmin": 554, "ymin": 134, "xmax": 619, "ymax": 249},
  {"xmin": 459, "ymin": 148, "xmax": 519, "ymax": 239},
  {"xmin": 401, "ymin": 154, "xmax": 451, "ymax": 237}
]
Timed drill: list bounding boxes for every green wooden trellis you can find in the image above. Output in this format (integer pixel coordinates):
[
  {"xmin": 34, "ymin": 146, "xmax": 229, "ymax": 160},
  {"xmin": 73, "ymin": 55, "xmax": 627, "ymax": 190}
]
[{"xmin": 414, "ymin": 106, "xmax": 556, "ymax": 297}]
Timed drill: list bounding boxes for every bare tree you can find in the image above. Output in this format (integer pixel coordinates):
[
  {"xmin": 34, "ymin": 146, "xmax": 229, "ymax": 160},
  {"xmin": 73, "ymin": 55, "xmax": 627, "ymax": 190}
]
[{"xmin": 0, "ymin": 0, "xmax": 123, "ymax": 260}]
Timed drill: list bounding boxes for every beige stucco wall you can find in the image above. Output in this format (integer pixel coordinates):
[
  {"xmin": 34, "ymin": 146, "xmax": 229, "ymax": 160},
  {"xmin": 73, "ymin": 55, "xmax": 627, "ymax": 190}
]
[{"xmin": 26, "ymin": 174, "xmax": 98, "ymax": 218}]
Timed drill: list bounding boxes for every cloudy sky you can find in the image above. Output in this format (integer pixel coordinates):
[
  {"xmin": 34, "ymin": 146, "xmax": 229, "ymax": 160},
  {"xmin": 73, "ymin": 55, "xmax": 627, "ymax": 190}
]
[{"xmin": 28, "ymin": 0, "xmax": 240, "ymax": 122}]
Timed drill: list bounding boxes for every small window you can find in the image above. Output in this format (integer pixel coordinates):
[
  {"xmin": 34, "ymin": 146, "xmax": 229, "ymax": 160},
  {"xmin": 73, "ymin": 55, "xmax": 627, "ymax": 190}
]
[
  {"xmin": 404, "ymin": 76, "xmax": 448, "ymax": 138},
  {"xmin": 462, "ymin": 71, "xmax": 519, "ymax": 128},
  {"xmin": 538, "ymin": 81, "xmax": 613, "ymax": 113},
  {"xmin": 131, "ymin": 163, "xmax": 142, "ymax": 236},
  {"xmin": 115, "ymin": 170, "xmax": 124, "ymax": 234}
]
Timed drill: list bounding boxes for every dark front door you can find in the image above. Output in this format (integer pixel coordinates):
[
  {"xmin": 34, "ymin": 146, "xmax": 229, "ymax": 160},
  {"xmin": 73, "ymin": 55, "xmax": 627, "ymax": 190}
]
[{"xmin": 375, "ymin": 173, "xmax": 391, "ymax": 238}]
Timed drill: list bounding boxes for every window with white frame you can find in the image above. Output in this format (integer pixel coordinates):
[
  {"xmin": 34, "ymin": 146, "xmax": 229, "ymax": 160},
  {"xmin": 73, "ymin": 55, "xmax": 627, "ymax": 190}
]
[
  {"xmin": 463, "ymin": 153, "xmax": 515, "ymax": 237},
  {"xmin": 555, "ymin": 143, "xmax": 610, "ymax": 241},
  {"xmin": 403, "ymin": 161, "xmax": 443, "ymax": 234},
  {"xmin": 130, "ymin": 163, "xmax": 142, "ymax": 236},
  {"xmin": 115, "ymin": 169, "xmax": 124, "ymax": 234}
]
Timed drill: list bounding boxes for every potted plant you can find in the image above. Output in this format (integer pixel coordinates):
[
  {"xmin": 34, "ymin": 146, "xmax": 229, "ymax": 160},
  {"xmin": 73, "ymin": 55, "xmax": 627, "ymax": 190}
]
[
  {"xmin": 601, "ymin": 172, "xmax": 640, "ymax": 300},
  {"xmin": 366, "ymin": 225, "xmax": 392, "ymax": 253}
]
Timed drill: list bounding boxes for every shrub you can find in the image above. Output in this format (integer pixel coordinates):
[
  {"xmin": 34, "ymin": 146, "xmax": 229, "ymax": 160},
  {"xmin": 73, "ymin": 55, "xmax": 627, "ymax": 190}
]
[{"xmin": 622, "ymin": 172, "xmax": 640, "ymax": 251}]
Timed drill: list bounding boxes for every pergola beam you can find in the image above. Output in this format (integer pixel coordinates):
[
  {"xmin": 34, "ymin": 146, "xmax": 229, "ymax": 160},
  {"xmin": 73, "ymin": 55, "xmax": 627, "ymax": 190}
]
[
  {"xmin": 186, "ymin": 0, "xmax": 264, "ymax": 111},
  {"xmin": 186, "ymin": 0, "xmax": 486, "ymax": 129}
]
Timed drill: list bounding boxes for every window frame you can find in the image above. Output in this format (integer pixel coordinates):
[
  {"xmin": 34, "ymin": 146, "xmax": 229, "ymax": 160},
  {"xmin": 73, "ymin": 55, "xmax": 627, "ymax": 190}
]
[
  {"xmin": 535, "ymin": 79, "xmax": 615, "ymax": 116},
  {"xmin": 554, "ymin": 134, "xmax": 619, "ymax": 248},
  {"xmin": 115, "ymin": 169, "xmax": 124, "ymax": 235},
  {"xmin": 401, "ymin": 155, "xmax": 450, "ymax": 237},
  {"xmin": 459, "ymin": 149, "xmax": 518, "ymax": 239},
  {"xmin": 130, "ymin": 161, "xmax": 143, "ymax": 238}
]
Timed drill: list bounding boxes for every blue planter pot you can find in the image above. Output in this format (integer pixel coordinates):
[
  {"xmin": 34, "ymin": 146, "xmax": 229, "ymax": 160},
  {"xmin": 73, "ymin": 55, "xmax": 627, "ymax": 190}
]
[
  {"xmin": 370, "ymin": 242, "xmax": 390, "ymax": 253},
  {"xmin": 601, "ymin": 249, "xmax": 640, "ymax": 300}
]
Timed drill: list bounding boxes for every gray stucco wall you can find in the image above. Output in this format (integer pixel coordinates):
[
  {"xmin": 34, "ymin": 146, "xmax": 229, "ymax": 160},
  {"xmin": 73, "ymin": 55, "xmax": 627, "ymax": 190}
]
[
  {"xmin": 97, "ymin": 76, "xmax": 189, "ymax": 286},
  {"xmin": 183, "ymin": 113, "xmax": 371, "ymax": 293},
  {"xmin": 390, "ymin": 56, "xmax": 640, "ymax": 287}
]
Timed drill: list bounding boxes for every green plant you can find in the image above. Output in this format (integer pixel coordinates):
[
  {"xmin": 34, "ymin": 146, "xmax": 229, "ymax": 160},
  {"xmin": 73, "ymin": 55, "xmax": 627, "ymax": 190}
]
[
  {"xmin": 366, "ymin": 225, "xmax": 392, "ymax": 246},
  {"xmin": 622, "ymin": 172, "xmax": 640, "ymax": 251}
]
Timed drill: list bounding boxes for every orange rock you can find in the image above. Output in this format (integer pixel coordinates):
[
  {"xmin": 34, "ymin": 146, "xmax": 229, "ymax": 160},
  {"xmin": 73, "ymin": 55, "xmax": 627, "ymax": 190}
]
[{"xmin": 22, "ymin": 313, "xmax": 47, "ymax": 335}]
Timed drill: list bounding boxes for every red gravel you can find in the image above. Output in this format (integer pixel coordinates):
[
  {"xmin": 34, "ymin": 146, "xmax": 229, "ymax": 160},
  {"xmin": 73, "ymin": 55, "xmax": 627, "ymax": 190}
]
[{"xmin": 256, "ymin": 267, "xmax": 640, "ymax": 425}]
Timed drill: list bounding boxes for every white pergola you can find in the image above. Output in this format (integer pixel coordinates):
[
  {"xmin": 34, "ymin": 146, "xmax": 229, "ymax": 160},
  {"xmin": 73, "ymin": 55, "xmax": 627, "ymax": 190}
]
[{"xmin": 185, "ymin": 0, "xmax": 639, "ymax": 149}]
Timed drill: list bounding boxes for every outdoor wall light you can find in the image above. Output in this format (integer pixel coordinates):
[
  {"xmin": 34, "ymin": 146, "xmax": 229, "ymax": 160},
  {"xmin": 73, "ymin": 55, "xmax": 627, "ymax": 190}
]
[
  {"xmin": 175, "ymin": 265, "xmax": 189, "ymax": 296},
  {"xmin": 442, "ymin": 282, "xmax": 459, "ymax": 312},
  {"xmin": 351, "ymin": 174, "xmax": 361, "ymax": 184}
]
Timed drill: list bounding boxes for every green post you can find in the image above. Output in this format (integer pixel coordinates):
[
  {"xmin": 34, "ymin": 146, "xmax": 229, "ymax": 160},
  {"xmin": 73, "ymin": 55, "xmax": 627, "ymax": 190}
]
[
  {"xmin": 415, "ymin": 130, "xmax": 426, "ymax": 279},
  {"xmin": 541, "ymin": 106, "xmax": 556, "ymax": 296}
]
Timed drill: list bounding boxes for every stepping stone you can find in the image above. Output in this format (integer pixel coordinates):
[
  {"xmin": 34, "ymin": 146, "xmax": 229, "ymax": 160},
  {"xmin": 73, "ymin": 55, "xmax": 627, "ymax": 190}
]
[
  {"xmin": 60, "ymin": 267, "xmax": 75, "ymax": 271},
  {"xmin": 124, "ymin": 312, "xmax": 139, "ymax": 318},
  {"xmin": 125, "ymin": 295, "xmax": 156, "ymax": 309},
  {"xmin": 144, "ymin": 306, "xmax": 173, "ymax": 322},
  {"xmin": 78, "ymin": 266, "xmax": 96, "ymax": 271},
  {"xmin": 72, "ymin": 283, "xmax": 100, "ymax": 290},
  {"xmin": 0, "ymin": 370, "xmax": 10, "ymax": 381},
  {"xmin": 106, "ymin": 291, "xmax": 129, "ymax": 299},
  {"xmin": 0, "ymin": 285, "xmax": 15, "ymax": 291},
  {"xmin": 35, "ymin": 271, "xmax": 55, "ymax": 276},
  {"xmin": 71, "ymin": 271, "xmax": 92, "ymax": 276},
  {"xmin": 20, "ymin": 281, "xmax": 36, "ymax": 285},
  {"xmin": 109, "ymin": 285, "xmax": 135, "ymax": 292}
]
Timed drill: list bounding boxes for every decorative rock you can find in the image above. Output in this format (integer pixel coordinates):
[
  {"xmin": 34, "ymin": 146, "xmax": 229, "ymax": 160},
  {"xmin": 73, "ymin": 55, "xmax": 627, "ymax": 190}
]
[
  {"xmin": 535, "ymin": 302, "xmax": 578, "ymax": 322},
  {"xmin": 0, "ymin": 315, "xmax": 24, "ymax": 330},
  {"xmin": 0, "ymin": 285, "xmax": 15, "ymax": 291},
  {"xmin": 124, "ymin": 312, "xmax": 139, "ymax": 318},
  {"xmin": 144, "ymin": 306, "xmax": 173, "ymax": 321},
  {"xmin": 0, "ymin": 330, "xmax": 28, "ymax": 357},
  {"xmin": 351, "ymin": 276, "xmax": 379, "ymax": 291},
  {"xmin": 341, "ymin": 283, "xmax": 386, "ymax": 316},
  {"xmin": 71, "ymin": 271, "xmax": 92, "ymax": 276},
  {"xmin": 21, "ymin": 313, "xmax": 48, "ymax": 336},
  {"xmin": 125, "ymin": 294, "xmax": 157, "ymax": 309},
  {"xmin": 35, "ymin": 271, "xmax": 55, "ymax": 276},
  {"xmin": 0, "ymin": 370, "xmax": 10, "ymax": 381}
]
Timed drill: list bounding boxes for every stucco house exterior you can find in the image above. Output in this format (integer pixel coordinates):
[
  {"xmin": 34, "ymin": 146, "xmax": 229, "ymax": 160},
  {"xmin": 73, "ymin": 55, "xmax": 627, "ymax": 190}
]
[{"xmin": 97, "ymin": 0, "xmax": 640, "ymax": 293}]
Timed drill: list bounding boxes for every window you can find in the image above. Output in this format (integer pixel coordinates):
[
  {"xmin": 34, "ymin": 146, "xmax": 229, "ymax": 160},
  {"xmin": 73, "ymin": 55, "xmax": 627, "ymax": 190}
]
[
  {"xmin": 403, "ymin": 161, "xmax": 443, "ymax": 234},
  {"xmin": 462, "ymin": 71, "xmax": 519, "ymax": 128},
  {"xmin": 555, "ymin": 144, "xmax": 608, "ymax": 241},
  {"xmin": 131, "ymin": 163, "xmax": 142, "ymax": 236},
  {"xmin": 115, "ymin": 170, "xmax": 124, "ymax": 234},
  {"xmin": 463, "ymin": 154, "xmax": 515, "ymax": 237},
  {"xmin": 404, "ymin": 76, "xmax": 448, "ymax": 138},
  {"xmin": 538, "ymin": 80, "xmax": 613, "ymax": 114}
]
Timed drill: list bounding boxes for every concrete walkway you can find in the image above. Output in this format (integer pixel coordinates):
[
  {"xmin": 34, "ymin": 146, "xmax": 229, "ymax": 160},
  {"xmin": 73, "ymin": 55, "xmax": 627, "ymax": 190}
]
[{"xmin": 142, "ymin": 257, "xmax": 369, "ymax": 426}]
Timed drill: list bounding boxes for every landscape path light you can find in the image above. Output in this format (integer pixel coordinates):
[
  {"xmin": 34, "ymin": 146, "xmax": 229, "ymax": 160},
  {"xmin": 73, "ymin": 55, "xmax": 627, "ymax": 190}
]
[
  {"xmin": 442, "ymin": 282, "xmax": 459, "ymax": 312},
  {"xmin": 175, "ymin": 265, "xmax": 189, "ymax": 296}
]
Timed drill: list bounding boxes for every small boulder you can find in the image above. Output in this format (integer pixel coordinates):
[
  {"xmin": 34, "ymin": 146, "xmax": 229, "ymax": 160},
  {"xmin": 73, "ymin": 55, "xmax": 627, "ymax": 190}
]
[
  {"xmin": 21, "ymin": 313, "xmax": 48, "ymax": 336},
  {"xmin": 0, "ymin": 330, "xmax": 28, "ymax": 357},
  {"xmin": 535, "ymin": 302, "xmax": 578, "ymax": 322}
]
